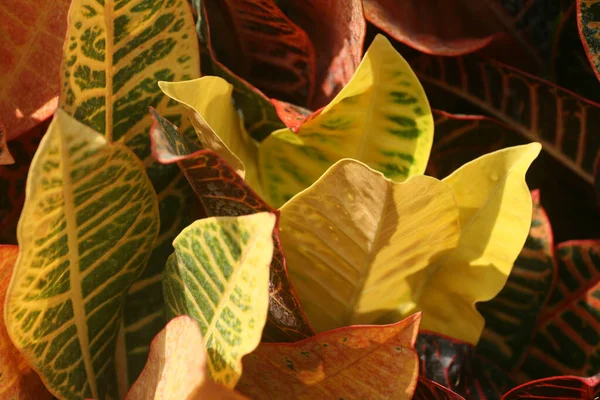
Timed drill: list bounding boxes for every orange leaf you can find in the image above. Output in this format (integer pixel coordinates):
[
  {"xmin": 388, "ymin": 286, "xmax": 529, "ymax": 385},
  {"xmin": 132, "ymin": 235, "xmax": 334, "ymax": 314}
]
[
  {"xmin": 0, "ymin": 125, "xmax": 15, "ymax": 165},
  {"xmin": 0, "ymin": 0, "xmax": 69, "ymax": 140},
  {"xmin": 237, "ymin": 313, "xmax": 422, "ymax": 400},
  {"xmin": 0, "ymin": 245, "xmax": 52, "ymax": 399},
  {"xmin": 126, "ymin": 316, "xmax": 247, "ymax": 400}
]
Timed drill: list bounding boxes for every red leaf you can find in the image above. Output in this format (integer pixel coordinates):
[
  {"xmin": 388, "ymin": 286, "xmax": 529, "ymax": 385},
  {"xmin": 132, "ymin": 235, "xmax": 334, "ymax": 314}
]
[
  {"xmin": 414, "ymin": 376, "xmax": 465, "ymax": 400},
  {"xmin": 501, "ymin": 375, "xmax": 600, "ymax": 399},
  {"xmin": 149, "ymin": 109, "xmax": 315, "ymax": 342}
]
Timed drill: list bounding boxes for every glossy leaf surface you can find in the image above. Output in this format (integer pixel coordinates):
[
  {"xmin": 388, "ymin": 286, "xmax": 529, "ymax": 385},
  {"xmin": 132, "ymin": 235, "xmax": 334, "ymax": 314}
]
[
  {"xmin": 236, "ymin": 313, "xmax": 421, "ymax": 400},
  {"xmin": 5, "ymin": 110, "xmax": 160, "ymax": 400},
  {"xmin": 163, "ymin": 213, "xmax": 275, "ymax": 388}
]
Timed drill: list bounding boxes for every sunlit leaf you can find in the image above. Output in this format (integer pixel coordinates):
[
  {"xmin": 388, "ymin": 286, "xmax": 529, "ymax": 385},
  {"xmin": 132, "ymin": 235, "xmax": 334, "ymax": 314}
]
[
  {"xmin": 4, "ymin": 110, "xmax": 160, "ymax": 400},
  {"xmin": 260, "ymin": 34, "xmax": 435, "ymax": 207},
  {"xmin": 578, "ymin": 0, "xmax": 600, "ymax": 82},
  {"xmin": 125, "ymin": 316, "xmax": 247, "ymax": 400},
  {"xmin": 0, "ymin": 125, "xmax": 14, "ymax": 165},
  {"xmin": 0, "ymin": 0, "xmax": 69, "ymax": 140},
  {"xmin": 163, "ymin": 213, "xmax": 275, "ymax": 388},
  {"xmin": 406, "ymin": 143, "xmax": 541, "ymax": 343},
  {"xmin": 0, "ymin": 246, "xmax": 52, "ymax": 400},
  {"xmin": 501, "ymin": 374, "xmax": 600, "ymax": 399},
  {"xmin": 279, "ymin": 159, "xmax": 460, "ymax": 333},
  {"xmin": 58, "ymin": 0, "xmax": 201, "ymax": 386},
  {"xmin": 477, "ymin": 190, "xmax": 556, "ymax": 371},
  {"xmin": 236, "ymin": 313, "xmax": 421, "ymax": 400}
]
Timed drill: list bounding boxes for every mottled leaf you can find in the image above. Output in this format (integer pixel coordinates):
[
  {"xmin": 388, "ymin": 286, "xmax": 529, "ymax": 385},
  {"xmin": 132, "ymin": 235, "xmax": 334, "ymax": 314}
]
[
  {"xmin": 517, "ymin": 240, "xmax": 600, "ymax": 379},
  {"xmin": 125, "ymin": 316, "xmax": 247, "ymax": 400},
  {"xmin": 163, "ymin": 213, "xmax": 275, "ymax": 388},
  {"xmin": 277, "ymin": 0, "xmax": 366, "ymax": 107},
  {"xmin": 414, "ymin": 376, "xmax": 465, "ymax": 400},
  {"xmin": 236, "ymin": 313, "xmax": 421, "ymax": 400},
  {"xmin": 412, "ymin": 53, "xmax": 600, "ymax": 183},
  {"xmin": 0, "ymin": 120, "xmax": 46, "ymax": 244},
  {"xmin": 279, "ymin": 159, "xmax": 460, "ymax": 333},
  {"xmin": 0, "ymin": 0, "xmax": 68, "ymax": 140},
  {"xmin": 4, "ymin": 110, "xmax": 160, "ymax": 400},
  {"xmin": 0, "ymin": 246, "xmax": 52, "ymax": 400},
  {"xmin": 477, "ymin": 190, "xmax": 556, "ymax": 371},
  {"xmin": 0, "ymin": 125, "xmax": 15, "ymax": 165},
  {"xmin": 417, "ymin": 332, "xmax": 514, "ymax": 400},
  {"xmin": 260, "ymin": 34, "xmax": 435, "ymax": 208},
  {"xmin": 149, "ymin": 110, "xmax": 314, "ymax": 342},
  {"xmin": 578, "ymin": 0, "xmax": 600, "ymax": 82},
  {"xmin": 502, "ymin": 374, "xmax": 600, "ymax": 399},
  {"xmin": 58, "ymin": 0, "xmax": 201, "ymax": 386}
]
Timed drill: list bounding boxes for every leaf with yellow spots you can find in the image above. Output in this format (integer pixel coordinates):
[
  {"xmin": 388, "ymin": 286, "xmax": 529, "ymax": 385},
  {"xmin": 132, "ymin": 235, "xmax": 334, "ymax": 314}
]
[
  {"xmin": 162, "ymin": 213, "xmax": 275, "ymax": 388},
  {"xmin": 125, "ymin": 316, "xmax": 247, "ymax": 400},
  {"xmin": 260, "ymin": 34, "xmax": 434, "ymax": 207},
  {"xmin": 4, "ymin": 110, "xmax": 160, "ymax": 400},
  {"xmin": 236, "ymin": 313, "xmax": 421, "ymax": 400},
  {"xmin": 58, "ymin": 0, "xmax": 201, "ymax": 387},
  {"xmin": 278, "ymin": 159, "xmax": 460, "ymax": 333},
  {"xmin": 0, "ymin": 246, "xmax": 53, "ymax": 400}
]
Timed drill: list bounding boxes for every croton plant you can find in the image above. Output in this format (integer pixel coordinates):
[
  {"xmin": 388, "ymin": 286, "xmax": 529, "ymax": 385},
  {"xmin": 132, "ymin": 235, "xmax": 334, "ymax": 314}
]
[{"xmin": 1, "ymin": 0, "xmax": 600, "ymax": 399}]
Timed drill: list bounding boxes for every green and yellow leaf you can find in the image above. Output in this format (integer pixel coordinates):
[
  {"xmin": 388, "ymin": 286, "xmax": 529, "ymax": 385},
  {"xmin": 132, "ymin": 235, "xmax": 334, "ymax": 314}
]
[
  {"xmin": 236, "ymin": 313, "xmax": 421, "ymax": 400},
  {"xmin": 162, "ymin": 213, "xmax": 275, "ymax": 388},
  {"xmin": 578, "ymin": 0, "xmax": 600, "ymax": 82},
  {"xmin": 0, "ymin": 246, "xmax": 53, "ymax": 400},
  {"xmin": 158, "ymin": 77, "xmax": 262, "ymax": 196},
  {"xmin": 58, "ymin": 0, "xmax": 201, "ymax": 386},
  {"xmin": 126, "ymin": 316, "xmax": 247, "ymax": 400},
  {"xmin": 260, "ymin": 34, "xmax": 434, "ymax": 207},
  {"xmin": 279, "ymin": 159, "xmax": 460, "ymax": 333},
  {"xmin": 406, "ymin": 143, "xmax": 541, "ymax": 343},
  {"xmin": 4, "ymin": 110, "xmax": 160, "ymax": 400}
]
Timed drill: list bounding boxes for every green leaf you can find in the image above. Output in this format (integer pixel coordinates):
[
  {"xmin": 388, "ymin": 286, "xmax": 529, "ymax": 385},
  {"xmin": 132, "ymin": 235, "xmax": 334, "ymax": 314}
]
[
  {"xmin": 58, "ymin": 0, "xmax": 201, "ymax": 386},
  {"xmin": 149, "ymin": 110, "xmax": 315, "ymax": 342},
  {"xmin": 260, "ymin": 34, "xmax": 435, "ymax": 208},
  {"xmin": 476, "ymin": 190, "xmax": 556, "ymax": 371},
  {"xmin": 4, "ymin": 110, "xmax": 159, "ymax": 400},
  {"xmin": 162, "ymin": 213, "xmax": 276, "ymax": 388}
]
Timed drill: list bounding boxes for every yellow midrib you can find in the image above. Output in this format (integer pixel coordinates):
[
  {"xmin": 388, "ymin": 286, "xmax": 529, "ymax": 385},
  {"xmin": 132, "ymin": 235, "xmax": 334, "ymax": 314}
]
[
  {"xmin": 104, "ymin": 0, "xmax": 115, "ymax": 143},
  {"xmin": 60, "ymin": 130, "xmax": 98, "ymax": 398}
]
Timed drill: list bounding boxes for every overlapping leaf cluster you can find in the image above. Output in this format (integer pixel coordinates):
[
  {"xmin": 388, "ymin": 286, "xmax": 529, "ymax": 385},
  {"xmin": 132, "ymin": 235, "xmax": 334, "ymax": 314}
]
[{"xmin": 0, "ymin": 0, "xmax": 599, "ymax": 399}]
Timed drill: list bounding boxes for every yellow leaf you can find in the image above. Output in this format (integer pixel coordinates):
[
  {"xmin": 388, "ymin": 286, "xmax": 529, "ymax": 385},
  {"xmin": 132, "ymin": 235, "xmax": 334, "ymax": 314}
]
[
  {"xmin": 279, "ymin": 159, "xmax": 460, "ymax": 333},
  {"xmin": 162, "ymin": 213, "xmax": 275, "ymax": 388},
  {"xmin": 260, "ymin": 34, "xmax": 434, "ymax": 207},
  {"xmin": 408, "ymin": 143, "xmax": 542, "ymax": 344},
  {"xmin": 5, "ymin": 110, "xmax": 160, "ymax": 400},
  {"xmin": 126, "ymin": 316, "xmax": 247, "ymax": 400},
  {"xmin": 158, "ymin": 78, "xmax": 262, "ymax": 196}
]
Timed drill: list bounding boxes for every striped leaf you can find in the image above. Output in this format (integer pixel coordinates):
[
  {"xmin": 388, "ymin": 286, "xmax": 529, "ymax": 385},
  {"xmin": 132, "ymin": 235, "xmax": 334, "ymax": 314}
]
[
  {"xmin": 476, "ymin": 190, "xmax": 556, "ymax": 371},
  {"xmin": 0, "ymin": 246, "xmax": 52, "ymax": 400},
  {"xmin": 518, "ymin": 240, "xmax": 600, "ymax": 379},
  {"xmin": 125, "ymin": 316, "xmax": 247, "ymax": 400},
  {"xmin": 578, "ymin": 0, "xmax": 600, "ymax": 82},
  {"xmin": 191, "ymin": 0, "xmax": 285, "ymax": 142},
  {"xmin": 149, "ymin": 110, "xmax": 315, "ymax": 342},
  {"xmin": 0, "ymin": 120, "xmax": 46, "ymax": 244},
  {"xmin": 502, "ymin": 375, "xmax": 600, "ymax": 399},
  {"xmin": 4, "ymin": 110, "xmax": 160, "ymax": 400},
  {"xmin": 58, "ymin": 0, "xmax": 201, "ymax": 386},
  {"xmin": 411, "ymin": 53, "xmax": 600, "ymax": 183},
  {"xmin": 0, "ymin": 0, "xmax": 69, "ymax": 140},
  {"xmin": 417, "ymin": 333, "xmax": 514, "ymax": 400},
  {"xmin": 236, "ymin": 313, "xmax": 421, "ymax": 400},
  {"xmin": 162, "ymin": 213, "xmax": 275, "ymax": 388},
  {"xmin": 0, "ymin": 125, "xmax": 14, "ymax": 165},
  {"xmin": 279, "ymin": 159, "xmax": 461, "ymax": 333},
  {"xmin": 260, "ymin": 34, "xmax": 435, "ymax": 208},
  {"xmin": 413, "ymin": 377, "xmax": 465, "ymax": 400}
]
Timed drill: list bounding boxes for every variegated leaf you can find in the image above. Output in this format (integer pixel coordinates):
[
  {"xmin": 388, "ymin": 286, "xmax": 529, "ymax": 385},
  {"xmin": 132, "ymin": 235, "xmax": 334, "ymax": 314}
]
[
  {"xmin": 150, "ymin": 110, "xmax": 315, "ymax": 342},
  {"xmin": 5, "ymin": 110, "xmax": 160, "ymax": 400},
  {"xmin": 58, "ymin": 0, "xmax": 201, "ymax": 387},
  {"xmin": 578, "ymin": 0, "xmax": 600, "ymax": 82},
  {"xmin": 260, "ymin": 34, "xmax": 435, "ymax": 208},
  {"xmin": 163, "ymin": 213, "xmax": 275, "ymax": 388}
]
